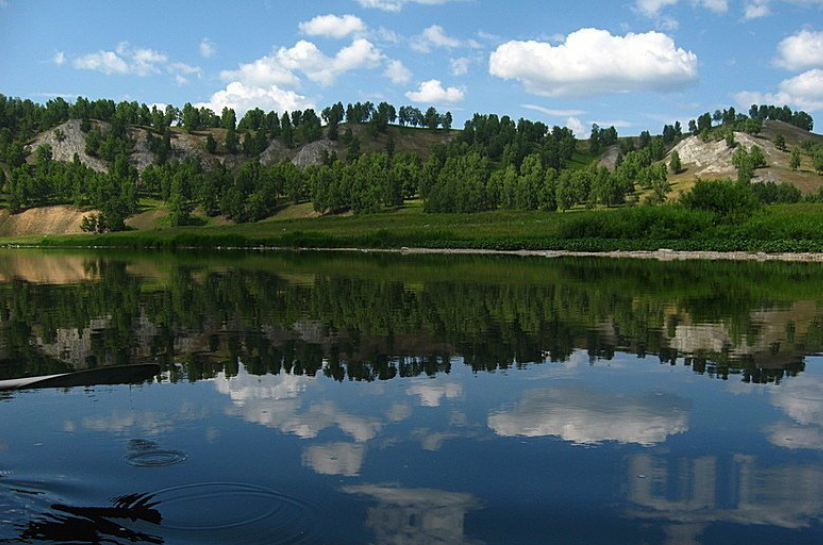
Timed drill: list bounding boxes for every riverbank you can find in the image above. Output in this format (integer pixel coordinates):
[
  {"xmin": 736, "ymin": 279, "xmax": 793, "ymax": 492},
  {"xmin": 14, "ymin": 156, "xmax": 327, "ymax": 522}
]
[{"xmin": 4, "ymin": 202, "xmax": 823, "ymax": 258}]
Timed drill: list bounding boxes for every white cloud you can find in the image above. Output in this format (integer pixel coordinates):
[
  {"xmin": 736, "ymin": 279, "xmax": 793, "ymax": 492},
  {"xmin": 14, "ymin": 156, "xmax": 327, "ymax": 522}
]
[
  {"xmin": 73, "ymin": 50, "xmax": 130, "ymax": 74},
  {"xmin": 744, "ymin": 0, "xmax": 771, "ymax": 17},
  {"xmin": 406, "ymin": 79, "xmax": 465, "ymax": 104},
  {"xmin": 384, "ymin": 59, "xmax": 412, "ymax": 84},
  {"xmin": 522, "ymin": 104, "xmax": 586, "ymax": 117},
  {"xmin": 635, "ymin": 0, "xmax": 728, "ymax": 17},
  {"xmin": 200, "ymin": 38, "xmax": 217, "ymax": 58},
  {"xmin": 745, "ymin": 0, "xmax": 823, "ymax": 19},
  {"xmin": 167, "ymin": 62, "xmax": 202, "ymax": 85},
  {"xmin": 131, "ymin": 47, "xmax": 168, "ymax": 76},
  {"xmin": 450, "ymin": 57, "xmax": 471, "ymax": 76},
  {"xmin": 355, "ymin": 0, "xmax": 466, "ymax": 12},
  {"xmin": 53, "ymin": 51, "xmax": 65, "ymax": 66},
  {"xmin": 736, "ymin": 69, "xmax": 823, "ymax": 111},
  {"xmin": 299, "ymin": 14, "xmax": 366, "ymax": 39},
  {"xmin": 411, "ymin": 25, "xmax": 480, "ymax": 53},
  {"xmin": 489, "ymin": 28, "xmax": 699, "ymax": 98},
  {"xmin": 198, "ymin": 81, "xmax": 315, "ymax": 119},
  {"xmin": 412, "ymin": 24, "xmax": 461, "ymax": 52},
  {"xmin": 220, "ymin": 53, "xmax": 301, "ymax": 88},
  {"xmin": 776, "ymin": 30, "xmax": 823, "ymax": 71},
  {"xmin": 565, "ymin": 116, "xmax": 587, "ymax": 138},
  {"xmin": 276, "ymin": 38, "xmax": 384, "ymax": 86},
  {"xmin": 71, "ymin": 43, "xmax": 186, "ymax": 80},
  {"xmin": 488, "ymin": 387, "xmax": 690, "ymax": 446}
]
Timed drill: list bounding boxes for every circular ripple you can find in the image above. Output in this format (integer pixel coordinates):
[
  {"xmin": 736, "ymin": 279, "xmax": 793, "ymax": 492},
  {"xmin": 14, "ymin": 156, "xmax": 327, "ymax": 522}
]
[
  {"xmin": 124, "ymin": 449, "xmax": 188, "ymax": 468},
  {"xmin": 146, "ymin": 482, "xmax": 316, "ymax": 544}
]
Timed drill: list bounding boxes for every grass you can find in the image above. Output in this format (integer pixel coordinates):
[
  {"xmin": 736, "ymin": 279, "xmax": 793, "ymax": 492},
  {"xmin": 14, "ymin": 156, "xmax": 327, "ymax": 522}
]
[{"xmin": 8, "ymin": 201, "xmax": 823, "ymax": 254}]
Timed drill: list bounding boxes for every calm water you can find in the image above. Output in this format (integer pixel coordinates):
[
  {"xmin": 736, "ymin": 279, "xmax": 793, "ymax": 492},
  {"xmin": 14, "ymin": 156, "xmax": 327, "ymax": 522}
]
[{"xmin": 1, "ymin": 249, "xmax": 823, "ymax": 544}]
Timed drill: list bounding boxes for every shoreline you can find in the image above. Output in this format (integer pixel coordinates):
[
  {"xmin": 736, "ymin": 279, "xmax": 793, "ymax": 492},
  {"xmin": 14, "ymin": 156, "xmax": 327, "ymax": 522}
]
[{"xmin": 9, "ymin": 243, "xmax": 823, "ymax": 263}]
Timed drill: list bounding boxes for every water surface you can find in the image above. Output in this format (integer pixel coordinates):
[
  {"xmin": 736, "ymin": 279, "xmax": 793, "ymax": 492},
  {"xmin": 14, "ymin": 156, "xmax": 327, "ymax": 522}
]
[{"xmin": 1, "ymin": 249, "xmax": 823, "ymax": 544}]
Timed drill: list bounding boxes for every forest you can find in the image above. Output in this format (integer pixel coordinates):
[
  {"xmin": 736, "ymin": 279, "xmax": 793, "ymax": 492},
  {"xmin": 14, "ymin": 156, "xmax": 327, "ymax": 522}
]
[{"xmin": 0, "ymin": 93, "xmax": 821, "ymax": 234}]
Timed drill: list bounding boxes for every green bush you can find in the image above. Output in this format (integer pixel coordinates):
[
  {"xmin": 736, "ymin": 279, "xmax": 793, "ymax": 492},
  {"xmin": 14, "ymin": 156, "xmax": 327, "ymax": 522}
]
[{"xmin": 680, "ymin": 180, "xmax": 761, "ymax": 224}]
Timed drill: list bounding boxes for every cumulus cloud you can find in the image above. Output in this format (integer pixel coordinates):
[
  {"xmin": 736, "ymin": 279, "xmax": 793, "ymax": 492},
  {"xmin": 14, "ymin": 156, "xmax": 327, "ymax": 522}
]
[
  {"xmin": 736, "ymin": 69, "xmax": 823, "ymax": 112},
  {"xmin": 775, "ymin": 30, "xmax": 823, "ymax": 71},
  {"xmin": 489, "ymin": 28, "xmax": 699, "ymax": 98},
  {"xmin": 73, "ymin": 50, "xmax": 130, "ymax": 74},
  {"xmin": 53, "ymin": 51, "xmax": 65, "ymax": 66},
  {"xmin": 198, "ymin": 82, "xmax": 315, "ymax": 120},
  {"xmin": 405, "ymin": 79, "xmax": 465, "ymax": 104},
  {"xmin": 565, "ymin": 117, "xmax": 587, "ymax": 138},
  {"xmin": 488, "ymin": 387, "xmax": 691, "ymax": 446},
  {"xmin": 355, "ymin": 0, "xmax": 466, "ymax": 11},
  {"xmin": 299, "ymin": 14, "xmax": 366, "ymax": 39},
  {"xmin": 167, "ymin": 62, "xmax": 202, "ymax": 85},
  {"xmin": 384, "ymin": 59, "xmax": 413, "ymax": 84},
  {"xmin": 276, "ymin": 38, "xmax": 384, "ymax": 86},
  {"xmin": 220, "ymin": 52, "xmax": 301, "ymax": 88},
  {"xmin": 199, "ymin": 38, "xmax": 217, "ymax": 58},
  {"xmin": 450, "ymin": 57, "xmax": 471, "ymax": 76}
]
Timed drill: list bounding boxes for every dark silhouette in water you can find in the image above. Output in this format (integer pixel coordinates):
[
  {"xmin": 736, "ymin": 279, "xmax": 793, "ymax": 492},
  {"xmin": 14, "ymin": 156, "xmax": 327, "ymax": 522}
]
[{"xmin": 8, "ymin": 493, "xmax": 163, "ymax": 544}]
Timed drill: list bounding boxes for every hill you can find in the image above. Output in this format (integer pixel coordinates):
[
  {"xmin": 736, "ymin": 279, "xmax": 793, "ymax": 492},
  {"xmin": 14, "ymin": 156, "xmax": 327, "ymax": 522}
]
[
  {"xmin": 25, "ymin": 120, "xmax": 454, "ymax": 174},
  {"xmin": 665, "ymin": 120, "xmax": 823, "ymax": 196}
]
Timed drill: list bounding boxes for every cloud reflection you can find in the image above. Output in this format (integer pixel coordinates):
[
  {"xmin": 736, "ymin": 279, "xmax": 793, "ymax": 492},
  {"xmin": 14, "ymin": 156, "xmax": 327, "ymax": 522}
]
[
  {"xmin": 488, "ymin": 387, "xmax": 690, "ymax": 446},
  {"xmin": 768, "ymin": 375, "xmax": 823, "ymax": 450},
  {"xmin": 342, "ymin": 484, "xmax": 482, "ymax": 545},
  {"xmin": 302, "ymin": 442, "xmax": 366, "ymax": 477},
  {"xmin": 214, "ymin": 371, "xmax": 382, "ymax": 442}
]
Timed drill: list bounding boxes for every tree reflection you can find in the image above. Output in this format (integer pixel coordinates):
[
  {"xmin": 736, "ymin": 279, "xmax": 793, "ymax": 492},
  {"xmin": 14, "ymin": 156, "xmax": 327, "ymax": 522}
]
[
  {"xmin": 9, "ymin": 493, "xmax": 163, "ymax": 544},
  {"xmin": 1, "ymin": 252, "xmax": 821, "ymax": 385}
]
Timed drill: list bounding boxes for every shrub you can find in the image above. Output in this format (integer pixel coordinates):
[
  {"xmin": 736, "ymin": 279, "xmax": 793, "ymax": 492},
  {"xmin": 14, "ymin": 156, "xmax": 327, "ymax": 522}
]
[{"xmin": 679, "ymin": 180, "xmax": 762, "ymax": 224}]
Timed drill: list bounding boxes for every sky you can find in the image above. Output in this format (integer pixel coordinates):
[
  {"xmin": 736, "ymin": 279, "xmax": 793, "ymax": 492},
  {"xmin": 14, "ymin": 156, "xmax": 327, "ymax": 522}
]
[{"xmin": 1, "ymin": 0, "xmax": 823, "ymax": 137}]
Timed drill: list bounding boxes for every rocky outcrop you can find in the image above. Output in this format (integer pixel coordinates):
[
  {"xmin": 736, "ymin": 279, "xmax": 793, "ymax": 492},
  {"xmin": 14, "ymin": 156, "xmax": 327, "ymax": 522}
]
[{"xmin": 26, "ymin": 119, "xmax": 108, "ymax": 172}]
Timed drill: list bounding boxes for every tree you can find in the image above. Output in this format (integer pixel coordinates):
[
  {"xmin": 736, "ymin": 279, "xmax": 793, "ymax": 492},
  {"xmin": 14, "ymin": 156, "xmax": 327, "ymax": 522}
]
[
  {"xmin": 725, "ymin": 131, "xmax": 736, "ymax": 148},
  {"xmin": 425, "ymin": 107, "xmax": 440, "ymax": 131},
  {"xmin": 669, "ymin": 150, "xmax": 682, "ymax": 174},
  {"xmin": 774, "ymin": 134, "xmax": 787, "ymax": 152},
  {"xmin": 814, "ymin": 149, "xmax": 823, "ymax": 175},
  {"xmin": 225, "ymin": 129, "xmax": 239, "ymax": 154},
  {"xmin": 790, "ymin": 146, "xmax": 802, "ymax": 171},
  {"xmin": 221, "ymin": 107, "xmax": 237, "ymax": 131},
  {"xmin": 205, "ymin": 133, "xmax": 217, "ymax": 154},
  {"xmin": 442, "ymin": 111, "xmax": 453, "ymax": 131}
]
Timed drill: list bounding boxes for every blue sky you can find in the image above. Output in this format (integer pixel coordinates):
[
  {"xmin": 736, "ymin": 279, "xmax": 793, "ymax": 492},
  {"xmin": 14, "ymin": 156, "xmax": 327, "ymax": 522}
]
[{"xmin": 1, "ymin": 0, "xmax": 822, "ymax": 136}]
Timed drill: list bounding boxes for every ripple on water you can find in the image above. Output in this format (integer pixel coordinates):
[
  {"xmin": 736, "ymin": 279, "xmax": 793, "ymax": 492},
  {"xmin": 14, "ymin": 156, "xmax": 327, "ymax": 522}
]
[
  {"xmin": 143, "ymin": 482, "xmax": 317, "ymax": 545},
  {"xmin": 124, "ymin": 449, "xmax": 188, "ymax": 468}
]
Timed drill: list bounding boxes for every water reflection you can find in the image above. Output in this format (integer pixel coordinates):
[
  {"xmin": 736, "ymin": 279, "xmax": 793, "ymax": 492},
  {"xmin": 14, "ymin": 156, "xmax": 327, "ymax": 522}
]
[
  {"xmin": 1, "ymin": 250, "xmax": 822, "ymax": 384},
  {"xmin": 215, "ymin": 370, "xmax": 383, "ymax": 441},
  {"xmin": 489, "ymin": 387, "xmax": 690, "ymax": 446},
  {"xmin": 8, "ymin": 493, "xmax": 164, "ymax": 545},
  {"xmin": 626, "ymin": 453, "xmax": 823, "ymax": 541},
  {"xmin": 302, "ymin": 442, "xmax": 366, "ymax": 477},
  {"xmin": 2, "ymin": 250, "xmax": 823, "ymax": 544},
  {"xmin": 343, "ymin": 485, "xmax": 482, "ymax": 545}
]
